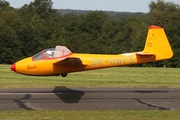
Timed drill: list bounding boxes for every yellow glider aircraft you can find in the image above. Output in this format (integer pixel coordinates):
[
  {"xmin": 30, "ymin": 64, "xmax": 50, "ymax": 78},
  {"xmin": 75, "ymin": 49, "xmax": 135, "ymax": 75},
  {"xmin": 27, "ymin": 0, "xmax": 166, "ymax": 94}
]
[{"xmin": 11, "ymin": 25, "xmax": 173, "ymax": 77}]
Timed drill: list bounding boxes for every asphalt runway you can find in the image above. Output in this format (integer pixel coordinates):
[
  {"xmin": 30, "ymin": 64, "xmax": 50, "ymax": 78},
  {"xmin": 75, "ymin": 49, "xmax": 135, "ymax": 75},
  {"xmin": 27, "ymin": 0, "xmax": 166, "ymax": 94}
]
[{"xmin": 0, "ymin": 87, "xmax": 180, "ymax": 110}]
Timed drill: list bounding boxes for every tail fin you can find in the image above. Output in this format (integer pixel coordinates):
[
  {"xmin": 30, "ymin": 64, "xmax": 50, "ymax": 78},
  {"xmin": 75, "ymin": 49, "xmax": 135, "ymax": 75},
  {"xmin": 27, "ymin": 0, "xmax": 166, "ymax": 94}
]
[{"xmin": 140, "ymin": 25, "xmax": 173, "ymax": 61}]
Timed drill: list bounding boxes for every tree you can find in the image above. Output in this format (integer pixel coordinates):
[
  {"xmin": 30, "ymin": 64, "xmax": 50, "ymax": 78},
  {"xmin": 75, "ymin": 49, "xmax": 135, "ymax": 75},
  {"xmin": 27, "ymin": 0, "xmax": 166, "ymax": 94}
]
[
  {"xmin": 0, "ymin": 8, "xmax": 22, "ymax": 63},
  {"xmin": 17, "ymin": 0, "xmax": 62, "ymax": 55},
  {"xmin": 148, "ymin": 0, "xmax": 180, "ymax": 67},
  {"xmin": 0, "ymin": 0, "xmax": 10, "ymax": 9},
  {"xmin": 79, "ymin": 11, "xmax": 110, "ymax": 53}
]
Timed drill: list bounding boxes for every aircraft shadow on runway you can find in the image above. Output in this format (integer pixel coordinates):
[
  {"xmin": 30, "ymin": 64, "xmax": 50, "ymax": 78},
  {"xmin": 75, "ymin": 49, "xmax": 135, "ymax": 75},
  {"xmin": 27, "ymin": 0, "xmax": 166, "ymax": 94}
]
[
  {"xmin": 133, "ymin": 90, "xmax": 168, "ymax": 93},
  {"xmin": 52, "ymin": 86, "xmax": 85, "ymax": 103}
]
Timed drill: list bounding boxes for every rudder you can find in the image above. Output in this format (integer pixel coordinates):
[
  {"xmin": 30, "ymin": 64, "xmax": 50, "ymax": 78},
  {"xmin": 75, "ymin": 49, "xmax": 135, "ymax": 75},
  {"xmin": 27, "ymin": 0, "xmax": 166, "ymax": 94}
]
[{"xmin": 142, "ymin": 25, "xmax": 173, "ymax": 61}]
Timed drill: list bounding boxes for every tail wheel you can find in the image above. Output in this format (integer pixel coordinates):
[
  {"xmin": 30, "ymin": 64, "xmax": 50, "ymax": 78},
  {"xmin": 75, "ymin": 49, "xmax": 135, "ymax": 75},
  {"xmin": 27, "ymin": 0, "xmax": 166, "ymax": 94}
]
[{"xmin": 61, "ymin": 73, "xmax": 67, "ymax": 77}]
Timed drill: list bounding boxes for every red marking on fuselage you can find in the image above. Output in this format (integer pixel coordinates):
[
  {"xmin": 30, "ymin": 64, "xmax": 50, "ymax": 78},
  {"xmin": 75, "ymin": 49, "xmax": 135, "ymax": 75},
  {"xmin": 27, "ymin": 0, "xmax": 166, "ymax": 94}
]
[{"xmin": 27, "ymin": 65, "xmax": 38, "ymax": 69}]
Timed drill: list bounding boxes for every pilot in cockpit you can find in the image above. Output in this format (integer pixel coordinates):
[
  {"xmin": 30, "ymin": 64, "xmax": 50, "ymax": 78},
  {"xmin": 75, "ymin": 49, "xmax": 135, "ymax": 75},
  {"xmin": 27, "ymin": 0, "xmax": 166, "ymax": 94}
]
[{"xmin": 45, "ymin": 51, "xmax": 53, "ymax": 58}]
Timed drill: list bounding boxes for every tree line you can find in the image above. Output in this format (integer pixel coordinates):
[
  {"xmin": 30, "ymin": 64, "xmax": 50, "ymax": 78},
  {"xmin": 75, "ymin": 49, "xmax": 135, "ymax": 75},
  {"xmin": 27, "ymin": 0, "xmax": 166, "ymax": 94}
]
[{"xmin": 0, "ymin": 0, "xmax": 180, "ymax": 67}]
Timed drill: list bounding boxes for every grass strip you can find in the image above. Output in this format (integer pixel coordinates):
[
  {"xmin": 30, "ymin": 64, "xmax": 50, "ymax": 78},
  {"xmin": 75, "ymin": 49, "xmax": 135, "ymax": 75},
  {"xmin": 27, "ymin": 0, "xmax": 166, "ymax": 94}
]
[{"xmin": 0, "ymin": 111, "xmax": 180, "ymax": 120}]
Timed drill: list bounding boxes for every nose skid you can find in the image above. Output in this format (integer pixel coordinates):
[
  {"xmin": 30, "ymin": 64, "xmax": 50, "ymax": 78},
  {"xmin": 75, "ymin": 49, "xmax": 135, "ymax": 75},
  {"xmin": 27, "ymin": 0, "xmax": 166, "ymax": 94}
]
[{"xmin": 11, "ymin": 63, "xmax": 16, "ymax": 72}]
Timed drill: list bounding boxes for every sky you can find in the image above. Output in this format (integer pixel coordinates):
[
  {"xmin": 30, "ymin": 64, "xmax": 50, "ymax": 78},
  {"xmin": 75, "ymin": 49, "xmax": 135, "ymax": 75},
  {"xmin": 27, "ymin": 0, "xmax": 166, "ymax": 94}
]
[{"xmin": 6, "ymin": 0, "xmax": 180, "ymax": 13}]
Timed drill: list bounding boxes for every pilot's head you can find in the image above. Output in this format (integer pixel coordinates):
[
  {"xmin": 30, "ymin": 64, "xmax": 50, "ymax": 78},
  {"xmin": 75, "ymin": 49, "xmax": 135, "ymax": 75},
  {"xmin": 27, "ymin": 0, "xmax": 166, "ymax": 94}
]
[{"xmin": 46, "ymin": 51, "xmax": 52, "ymax": 58}]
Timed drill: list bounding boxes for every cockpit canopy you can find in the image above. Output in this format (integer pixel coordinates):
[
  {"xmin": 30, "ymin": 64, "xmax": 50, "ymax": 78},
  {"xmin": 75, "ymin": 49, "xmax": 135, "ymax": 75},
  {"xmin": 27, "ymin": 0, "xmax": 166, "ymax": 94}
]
[
  {"xmin": 33, "ymin": 48, "xmax": 55, "ymax": 61},
  {"xmin": 32, "ymin": 46, "xmax": 72, "ymax": 61}
]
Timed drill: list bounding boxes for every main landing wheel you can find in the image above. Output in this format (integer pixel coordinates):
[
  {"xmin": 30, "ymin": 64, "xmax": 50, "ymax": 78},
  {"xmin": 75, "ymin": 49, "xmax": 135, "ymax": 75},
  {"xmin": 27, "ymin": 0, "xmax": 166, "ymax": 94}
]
[{"xmin": 61, "ymin": 73, "xmax": 67, "ymax": 77}]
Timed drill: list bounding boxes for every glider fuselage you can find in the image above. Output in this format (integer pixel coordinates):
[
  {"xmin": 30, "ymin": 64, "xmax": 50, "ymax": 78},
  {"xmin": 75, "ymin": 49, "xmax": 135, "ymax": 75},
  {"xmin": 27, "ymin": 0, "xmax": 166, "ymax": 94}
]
[{"xmin": 12, "ymin": 52, "xmax": 154, "ymax": 76}]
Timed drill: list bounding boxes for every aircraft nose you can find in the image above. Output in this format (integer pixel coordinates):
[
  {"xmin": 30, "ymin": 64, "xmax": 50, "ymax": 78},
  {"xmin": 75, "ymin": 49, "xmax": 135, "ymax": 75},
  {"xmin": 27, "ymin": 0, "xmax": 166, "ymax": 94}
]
[{"xmin": 11, "ymin": 63, "xmax": 16, "ymax": 72}]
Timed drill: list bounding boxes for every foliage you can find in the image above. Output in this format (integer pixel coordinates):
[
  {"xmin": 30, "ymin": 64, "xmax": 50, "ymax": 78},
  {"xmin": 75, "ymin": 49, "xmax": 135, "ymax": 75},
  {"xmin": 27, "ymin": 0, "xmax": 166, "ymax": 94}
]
[{"xmin": 0, "ymin": 0, "xmax": 180, "ymax": 67}]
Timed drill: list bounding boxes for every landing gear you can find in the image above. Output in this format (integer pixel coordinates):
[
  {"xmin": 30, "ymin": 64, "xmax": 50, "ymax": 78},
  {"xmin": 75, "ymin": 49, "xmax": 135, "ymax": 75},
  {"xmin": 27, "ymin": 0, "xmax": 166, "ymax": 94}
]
[{"xmin": 61, "ymin": 73, "xmax": 67, "ymax": 77}]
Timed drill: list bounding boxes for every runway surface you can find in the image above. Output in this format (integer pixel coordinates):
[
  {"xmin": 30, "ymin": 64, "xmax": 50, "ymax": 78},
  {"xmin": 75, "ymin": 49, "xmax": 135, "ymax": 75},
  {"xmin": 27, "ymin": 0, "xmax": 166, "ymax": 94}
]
[{"xmin": 0, "ymin": 87, "xmax": 180, "ymax": 110}]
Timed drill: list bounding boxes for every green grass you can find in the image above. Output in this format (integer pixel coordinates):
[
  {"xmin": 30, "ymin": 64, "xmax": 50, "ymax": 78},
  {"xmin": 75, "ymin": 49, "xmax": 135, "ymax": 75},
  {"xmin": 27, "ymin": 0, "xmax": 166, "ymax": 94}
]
[
  {"xmin": 1, "ymin": 64, "xmax": 180, "ymax": 88},
  {"xmin": 0, "ymin": 111, "xmax": 180, "ymax": 120},
  {"xmin": 1, "ymin": 64, "xmax": 180, "ymax": 120}
]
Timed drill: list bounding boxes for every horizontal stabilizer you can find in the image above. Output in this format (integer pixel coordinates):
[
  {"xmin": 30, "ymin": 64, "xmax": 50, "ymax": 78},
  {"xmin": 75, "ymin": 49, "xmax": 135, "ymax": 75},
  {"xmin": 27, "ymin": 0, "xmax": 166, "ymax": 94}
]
[
  {"xmin": 136, "ymin": 52, "xmax": 155, "ymax": 62},
  {"xmin": 136, "ymin": 52, "xmax": 155, "ymax": 56}
]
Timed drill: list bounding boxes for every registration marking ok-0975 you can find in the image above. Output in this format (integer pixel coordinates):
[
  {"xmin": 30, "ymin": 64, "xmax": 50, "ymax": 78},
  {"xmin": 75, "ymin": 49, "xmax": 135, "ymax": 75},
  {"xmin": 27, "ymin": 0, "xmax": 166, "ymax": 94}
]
[{"xmin": 92, "ymin": 56, "xmax": 134, "ymax": 66}]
